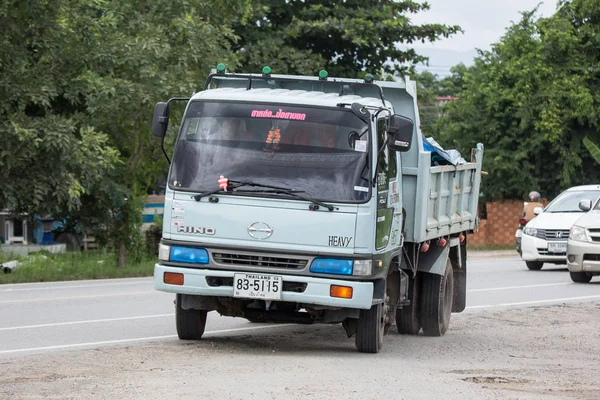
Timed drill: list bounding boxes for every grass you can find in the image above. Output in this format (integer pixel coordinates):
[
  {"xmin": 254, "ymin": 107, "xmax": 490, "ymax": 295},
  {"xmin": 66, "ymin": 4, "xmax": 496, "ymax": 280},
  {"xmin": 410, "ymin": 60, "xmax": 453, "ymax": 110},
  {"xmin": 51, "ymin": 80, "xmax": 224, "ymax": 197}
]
[{"xmin": 0, "ymin": 250, "xmax": 154, "ymax": 284}]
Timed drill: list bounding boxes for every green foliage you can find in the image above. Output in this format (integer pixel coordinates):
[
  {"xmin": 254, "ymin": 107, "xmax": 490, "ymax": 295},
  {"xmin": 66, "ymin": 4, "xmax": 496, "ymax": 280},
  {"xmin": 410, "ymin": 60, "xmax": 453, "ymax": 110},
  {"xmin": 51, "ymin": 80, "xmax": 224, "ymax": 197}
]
[
  {"xmin": 438, "ymin": 1, "xmax": 600, "ymax": 201},
  {"xmin": 583, "ymin": 137, "xmax": 600, "ymax": 164},
  {"xmin": 412, "ymin": 65, "xmax": 467, "ymax": 136},
  {"xmin": 0, "ymin": 0, "xmax": 250, "ymax": 264},
  {"xmin": 232, "ymin": 0, "xmax": 462, "ymax": 77}
]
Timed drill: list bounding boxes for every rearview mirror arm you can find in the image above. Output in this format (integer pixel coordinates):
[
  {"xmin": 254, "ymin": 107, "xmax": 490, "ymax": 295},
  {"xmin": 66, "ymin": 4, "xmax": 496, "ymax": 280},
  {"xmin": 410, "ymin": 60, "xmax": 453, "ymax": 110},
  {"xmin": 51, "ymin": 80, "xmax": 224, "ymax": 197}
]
[{"xmin": 160, "ymin": 97, "xmax": 190, "ymax": 164}]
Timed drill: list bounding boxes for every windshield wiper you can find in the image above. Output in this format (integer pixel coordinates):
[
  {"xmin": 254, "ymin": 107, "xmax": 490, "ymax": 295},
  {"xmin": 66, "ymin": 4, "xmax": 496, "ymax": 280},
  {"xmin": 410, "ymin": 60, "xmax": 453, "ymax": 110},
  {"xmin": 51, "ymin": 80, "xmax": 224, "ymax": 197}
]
[{"xmin": 194, "ymin": 180, "xmax": 334, "ymax": 211}]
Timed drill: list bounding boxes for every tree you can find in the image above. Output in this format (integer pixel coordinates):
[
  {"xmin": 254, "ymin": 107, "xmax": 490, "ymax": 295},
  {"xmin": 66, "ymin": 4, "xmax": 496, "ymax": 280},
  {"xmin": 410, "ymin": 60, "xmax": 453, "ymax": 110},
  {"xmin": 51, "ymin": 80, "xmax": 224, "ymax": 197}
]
[
  {"xmin": 439, "ymin": 1, "xmax": 600, "ymax": 201},
  {"xmin": 0, "ymin": 0, "xmax": 250, "ymax": 265},
  {"xmin": 232, "ymin": 0, "xmax": 462, "ymax": 77}
]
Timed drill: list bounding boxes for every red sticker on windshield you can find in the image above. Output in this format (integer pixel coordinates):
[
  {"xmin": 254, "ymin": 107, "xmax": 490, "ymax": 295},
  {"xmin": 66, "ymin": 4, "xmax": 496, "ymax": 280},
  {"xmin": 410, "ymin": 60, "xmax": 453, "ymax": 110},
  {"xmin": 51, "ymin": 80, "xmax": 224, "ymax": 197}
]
[{"xmin": 251, "ymin": 109, "xmax": 306, "ymax": 121}]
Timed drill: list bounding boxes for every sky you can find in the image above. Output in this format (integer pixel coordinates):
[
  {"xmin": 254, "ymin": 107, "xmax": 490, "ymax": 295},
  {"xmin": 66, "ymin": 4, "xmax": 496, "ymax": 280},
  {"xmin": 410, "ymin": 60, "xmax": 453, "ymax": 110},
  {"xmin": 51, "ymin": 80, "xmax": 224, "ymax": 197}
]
[{"xmin": 408, "ymin": 0, "xmax": 559, "ymax": 75}]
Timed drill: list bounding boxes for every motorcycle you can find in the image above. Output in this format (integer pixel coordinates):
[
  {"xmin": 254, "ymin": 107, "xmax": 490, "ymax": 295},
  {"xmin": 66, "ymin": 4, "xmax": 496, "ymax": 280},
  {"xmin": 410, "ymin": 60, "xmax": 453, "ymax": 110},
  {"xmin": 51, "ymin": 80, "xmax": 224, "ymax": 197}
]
[{"xmin": 515, "ymin": 217, "xmax": 528, "ymax": 255}]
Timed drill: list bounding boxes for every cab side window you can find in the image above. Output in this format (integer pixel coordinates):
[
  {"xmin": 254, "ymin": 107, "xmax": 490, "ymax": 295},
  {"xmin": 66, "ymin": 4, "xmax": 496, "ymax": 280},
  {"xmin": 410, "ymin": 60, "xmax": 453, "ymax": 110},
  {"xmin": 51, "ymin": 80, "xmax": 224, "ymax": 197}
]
[{"xmin": 376, "ymin": 118, "xmax": 398, "ymax": 188}]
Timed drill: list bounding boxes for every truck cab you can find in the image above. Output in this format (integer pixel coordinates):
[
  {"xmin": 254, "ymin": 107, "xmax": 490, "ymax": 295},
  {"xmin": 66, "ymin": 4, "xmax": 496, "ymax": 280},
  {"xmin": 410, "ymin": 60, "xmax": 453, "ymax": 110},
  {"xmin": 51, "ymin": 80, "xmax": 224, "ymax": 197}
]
[{"xmin": 152, "ymin": 67, "xmax": 484, "ymax": 353}]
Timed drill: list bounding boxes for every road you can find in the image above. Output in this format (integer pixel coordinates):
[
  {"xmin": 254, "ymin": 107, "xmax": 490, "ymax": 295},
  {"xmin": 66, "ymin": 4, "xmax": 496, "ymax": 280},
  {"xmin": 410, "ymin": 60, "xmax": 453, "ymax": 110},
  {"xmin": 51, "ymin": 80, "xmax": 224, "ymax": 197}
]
[{"xmin": 1, "ymin": 253, "xmax": 599, "ymax": 356}]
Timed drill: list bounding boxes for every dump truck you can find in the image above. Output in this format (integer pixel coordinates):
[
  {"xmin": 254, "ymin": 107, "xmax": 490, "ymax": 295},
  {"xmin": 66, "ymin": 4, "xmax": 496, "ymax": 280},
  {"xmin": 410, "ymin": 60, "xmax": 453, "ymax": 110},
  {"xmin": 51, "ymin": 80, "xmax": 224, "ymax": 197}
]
[{"xmin": 151, "ymin": 65, "xmax": 484, "ymax": 353}]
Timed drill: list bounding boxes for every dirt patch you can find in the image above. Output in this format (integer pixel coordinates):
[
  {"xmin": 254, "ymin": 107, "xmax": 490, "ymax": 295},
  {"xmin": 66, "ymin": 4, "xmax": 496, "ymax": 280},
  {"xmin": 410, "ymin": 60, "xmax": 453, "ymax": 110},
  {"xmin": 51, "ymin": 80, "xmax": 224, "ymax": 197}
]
[{"xmin": 1, "ymin": 302, "xmax": 600, "ymax": 400}]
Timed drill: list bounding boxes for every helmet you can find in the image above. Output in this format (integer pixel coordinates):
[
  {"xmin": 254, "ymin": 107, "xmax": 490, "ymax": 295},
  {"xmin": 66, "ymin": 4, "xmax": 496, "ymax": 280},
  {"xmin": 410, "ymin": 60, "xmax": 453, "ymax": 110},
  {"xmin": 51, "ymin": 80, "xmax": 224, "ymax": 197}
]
[{"xmin": 528, "ymin": 191, "xmax": 541, "ymax": 202}]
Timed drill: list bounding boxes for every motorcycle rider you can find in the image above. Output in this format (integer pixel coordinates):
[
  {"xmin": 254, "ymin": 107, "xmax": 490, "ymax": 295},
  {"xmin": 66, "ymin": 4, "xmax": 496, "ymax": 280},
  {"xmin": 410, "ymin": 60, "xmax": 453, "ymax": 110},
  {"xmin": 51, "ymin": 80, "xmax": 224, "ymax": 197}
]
[
  {"xmin": 516, "ymin": 191, "xmax": 543, "ymax": 255},
  {"xmin": 522, "ymin": 191, "xmax": 543, "ymax": 221}
]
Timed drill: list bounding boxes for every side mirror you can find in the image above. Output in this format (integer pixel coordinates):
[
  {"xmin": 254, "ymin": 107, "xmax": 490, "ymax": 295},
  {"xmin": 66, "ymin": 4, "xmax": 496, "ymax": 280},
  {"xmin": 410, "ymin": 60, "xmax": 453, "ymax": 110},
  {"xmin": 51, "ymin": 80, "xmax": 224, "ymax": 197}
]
[
  {"xmin": 533, "ymin": 207, "xmax": 543, "ymax": 216},
  {"xmin": 152, "ymin": 102, "xmax": 169, "ymax": 138},
  {"xmin": 579, "ymin": 199, "xmax": 592, "ymax": 212},
  {"xmin": 386, "ymin": 114, "xmax": 413, "ymax": 152}
]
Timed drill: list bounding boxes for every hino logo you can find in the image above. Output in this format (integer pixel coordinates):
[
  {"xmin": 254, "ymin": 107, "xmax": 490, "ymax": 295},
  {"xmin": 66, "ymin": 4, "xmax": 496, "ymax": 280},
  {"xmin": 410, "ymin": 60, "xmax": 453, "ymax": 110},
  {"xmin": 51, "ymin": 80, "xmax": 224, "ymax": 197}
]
[
  {"xmin": 177, "ymin": 225, "xmax": 215, "ymax": 235},
  {"xmin": 555, "ymin": 231, "xmax": 563, "ymax": 238},
  {"xmin": 247, "ymin": 221, "xmax": 273, "ymax": 240}
]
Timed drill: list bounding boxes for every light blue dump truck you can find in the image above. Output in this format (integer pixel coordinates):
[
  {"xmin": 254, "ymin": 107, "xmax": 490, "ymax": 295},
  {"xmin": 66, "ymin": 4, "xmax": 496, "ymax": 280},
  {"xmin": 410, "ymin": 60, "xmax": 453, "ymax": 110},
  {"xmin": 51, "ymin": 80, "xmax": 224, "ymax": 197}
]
[{"xmin": 151, "ymin": 66, "xmax": 484, "ymax": 353}]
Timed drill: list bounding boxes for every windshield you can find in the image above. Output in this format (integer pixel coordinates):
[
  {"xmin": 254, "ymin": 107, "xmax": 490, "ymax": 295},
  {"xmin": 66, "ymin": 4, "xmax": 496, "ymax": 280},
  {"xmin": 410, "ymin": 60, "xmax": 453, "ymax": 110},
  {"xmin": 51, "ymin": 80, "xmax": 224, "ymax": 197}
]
[
  {"xmin": 169, "ymin": 101, "xmax": 371, "ymax": 202},
  {"xmin": 546, "ymin": 190, "xmax": 600, "ymax": 213}
]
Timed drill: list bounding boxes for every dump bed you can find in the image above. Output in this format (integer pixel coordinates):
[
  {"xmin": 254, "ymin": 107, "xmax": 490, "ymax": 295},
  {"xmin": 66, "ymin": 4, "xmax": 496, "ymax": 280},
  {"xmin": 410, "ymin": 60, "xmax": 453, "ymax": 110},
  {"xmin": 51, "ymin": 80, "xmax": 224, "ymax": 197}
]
[{"xmin": 378, "ymin": 80, "xmax": 484, "ymax": 243}]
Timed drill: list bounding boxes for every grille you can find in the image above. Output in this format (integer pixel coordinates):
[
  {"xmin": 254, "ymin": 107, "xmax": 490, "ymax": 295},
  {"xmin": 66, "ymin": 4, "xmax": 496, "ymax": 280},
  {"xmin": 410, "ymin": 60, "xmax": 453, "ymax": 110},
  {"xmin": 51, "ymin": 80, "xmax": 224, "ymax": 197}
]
[
  {"xmin": 587, "ymin": 229, "xmax": 600, "ymax": 242},
  {"xmin": 212, "ymin": 252, "xmax": 308, "ymax": 269},
  {"xmin": 583, "ymin": 254, "xmax": 600, "ymax": 262},
  {"xmin": 535, "ymin": 229, "xmax": 570, "ymax": 241}
]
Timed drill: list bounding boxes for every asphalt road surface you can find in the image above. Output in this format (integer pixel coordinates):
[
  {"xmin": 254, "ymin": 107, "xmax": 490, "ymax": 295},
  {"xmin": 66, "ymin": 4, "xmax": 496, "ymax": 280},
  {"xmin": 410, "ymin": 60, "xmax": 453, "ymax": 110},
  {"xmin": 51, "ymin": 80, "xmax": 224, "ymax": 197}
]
[{"xmin": 1, "ymin": 252, "xmax": 599, "ymax": 356}]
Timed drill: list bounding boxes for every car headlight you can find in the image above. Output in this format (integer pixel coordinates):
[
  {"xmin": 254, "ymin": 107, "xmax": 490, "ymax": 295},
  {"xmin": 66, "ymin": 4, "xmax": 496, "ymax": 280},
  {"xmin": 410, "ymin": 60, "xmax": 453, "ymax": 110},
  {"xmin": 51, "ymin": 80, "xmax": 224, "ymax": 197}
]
[
  {"xmin": 169, "ymin": 246, "xmax": 209, "ymax": 264},
  {"xmin": 353, "ymin": 260, "xmax": 372, "ymax": 276},
  {"xmin": 570, "ymin": 226, "xmax": 588, "ymax": 242},
  {"xmin": 158, "ymin": 243, "xmax": 170, "ymax": 262},
  {"xmin": 523, "ymin": 226, "xmax": 537, "ymax": 237},
  {"xmin": 310, "ymin": 258, "xmax": 353, "ymax": 275}
]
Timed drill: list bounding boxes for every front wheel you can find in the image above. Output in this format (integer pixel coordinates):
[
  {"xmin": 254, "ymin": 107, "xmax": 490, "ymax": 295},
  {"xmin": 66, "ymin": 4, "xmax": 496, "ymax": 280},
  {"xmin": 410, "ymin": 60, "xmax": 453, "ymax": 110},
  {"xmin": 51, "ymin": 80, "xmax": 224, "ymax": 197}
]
[
  {"xmin": 526, "ymin": 261, "xmax": 544, "ymax": 271},
  {"xmin": 420, "ymin": 258, "xmax": 453, "ymax": 337},
  {"xmin": 355, "ymin": 303, "xmax": 384, "ymax": 353},
  {"xmin": 570, "ymin": 271, "xmax": 592, "ymax": 283},
  {"xmin": 176, "ymin": 294, "xmax": 208, "ymax": 340}
]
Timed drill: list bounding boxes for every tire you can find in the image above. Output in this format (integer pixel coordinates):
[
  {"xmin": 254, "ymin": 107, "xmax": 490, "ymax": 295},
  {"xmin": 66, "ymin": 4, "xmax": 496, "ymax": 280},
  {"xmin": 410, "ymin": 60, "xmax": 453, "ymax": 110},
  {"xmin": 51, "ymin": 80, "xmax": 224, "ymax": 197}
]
[
  {"xmin": 355, "ymin": 303, "xmax": 384, "ymax": 353},
  {"xmin": 526, "ymin": 261, "xmax": 544, "ymax": 271},
  {"xmin": 420, "ymin": 258, "xmax": 453, "ymax": 337},
  {"xmin": 570, "ymin": 271, "xmax": 592, "ymax": 283},
  {"xmin": 396, "ymin": 273, "xmax": 421, "ymax": 335},
  {"xmin": 175, "ymin": 294, "xmax": 208, "ymax": 340}
]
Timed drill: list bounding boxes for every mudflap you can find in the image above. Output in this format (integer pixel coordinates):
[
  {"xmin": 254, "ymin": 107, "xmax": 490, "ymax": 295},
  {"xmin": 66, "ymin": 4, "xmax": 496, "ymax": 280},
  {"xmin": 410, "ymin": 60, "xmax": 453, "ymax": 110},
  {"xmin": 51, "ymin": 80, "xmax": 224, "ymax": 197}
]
[{"xmin": 450, "ymin": 236, "xmax": 467, "ymax": 313}]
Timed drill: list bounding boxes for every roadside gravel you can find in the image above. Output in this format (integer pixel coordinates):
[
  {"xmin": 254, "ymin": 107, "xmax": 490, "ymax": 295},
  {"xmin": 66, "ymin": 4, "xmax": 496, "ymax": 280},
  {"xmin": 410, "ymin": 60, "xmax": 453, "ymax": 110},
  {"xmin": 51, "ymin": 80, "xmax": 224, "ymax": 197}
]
[{"xmin": 2, "ymin": 301, "xmax": 599, "ymax": 399}]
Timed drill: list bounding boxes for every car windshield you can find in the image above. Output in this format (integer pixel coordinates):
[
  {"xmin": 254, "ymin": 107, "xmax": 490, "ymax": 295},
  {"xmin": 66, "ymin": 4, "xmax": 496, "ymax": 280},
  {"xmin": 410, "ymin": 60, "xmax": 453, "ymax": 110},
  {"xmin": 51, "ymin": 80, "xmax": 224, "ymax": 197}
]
[
  {"xmin": 169, "ymin": 101, "xmax": 371, "ymax": 202},
  {"xmin": 546, "ymin": 190, "xmax": 600, "ymax": 213}
]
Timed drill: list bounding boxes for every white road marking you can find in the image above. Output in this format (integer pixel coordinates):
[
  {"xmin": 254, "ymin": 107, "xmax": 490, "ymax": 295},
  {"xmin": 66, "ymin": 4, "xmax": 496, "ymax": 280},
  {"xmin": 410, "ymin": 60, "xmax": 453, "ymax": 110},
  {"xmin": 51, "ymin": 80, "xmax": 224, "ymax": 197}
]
[
  {"xmin": 467, "ymin": 282, "xmax": 570, "ymax": 292},
  {"xmin": 0, "ymin": 279, "xmax": 152, "ymax": 292},
  {"xmin": 0, "ymin": 314, "xmax": 173, "ymax": 331},
  {"xmin": 466, "ymin": 295, "xmax": 600, "ymax": 310},
  {"xmin": 0, "ymin": 324, "xmax": 296, "ymax": 355},
  {"xmin": 0, "ymin": 291, "xmax": 156, "ymax": 304}
]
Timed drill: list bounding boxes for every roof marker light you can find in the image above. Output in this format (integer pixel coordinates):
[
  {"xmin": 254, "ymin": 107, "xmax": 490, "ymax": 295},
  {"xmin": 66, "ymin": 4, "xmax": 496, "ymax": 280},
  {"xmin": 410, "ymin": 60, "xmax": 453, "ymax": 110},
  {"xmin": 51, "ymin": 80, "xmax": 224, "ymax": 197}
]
[
  {"xmin": 319, "ymin": 70, "xmax": 328, "ymax": 80},
  {"xmin": 262, "ymin": 66, "xmax": 272, "ymax": 76},
  {"xmin": 216, "ymin": 63, "xmax": 226, "ymax": 74}
]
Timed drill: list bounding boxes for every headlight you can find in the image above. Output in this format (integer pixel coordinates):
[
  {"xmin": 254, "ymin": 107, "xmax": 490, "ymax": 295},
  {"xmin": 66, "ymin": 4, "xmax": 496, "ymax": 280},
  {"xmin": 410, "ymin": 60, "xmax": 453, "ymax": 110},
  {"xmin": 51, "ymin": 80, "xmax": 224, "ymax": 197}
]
[
  {"xmin": 169, "ymin": 246, "xmax": 209, "ymax": 264},
  {"xmin": 158, "ymin": 243, "xmax": 170, "ymax": 261},
  {"xmin": 353, "ymin": 260, "xmax": 372, "ymax": 276},
  {"xmin": 570, "ymin": 226, "xmax": 588, "ymax": 242},
  {"xmin": 523, "ymin": 226, "xmax": 537, "ymax": 237},
  {"xmin": 310, "ymin": 258, "xmax": 353, "ymax": 275}
]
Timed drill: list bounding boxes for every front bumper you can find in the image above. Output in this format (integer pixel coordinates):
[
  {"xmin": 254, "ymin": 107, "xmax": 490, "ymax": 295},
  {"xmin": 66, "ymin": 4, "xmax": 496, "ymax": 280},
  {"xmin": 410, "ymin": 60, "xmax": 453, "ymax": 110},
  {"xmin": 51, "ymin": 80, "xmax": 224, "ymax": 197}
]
[
  {"xmin": 154, "ymin": 264, "xmax": 374, "ymax": 310},
  {"xmin": 567, "ymin": 240, "xmax": 600, "ymax": 273},
  {"xmin": 521, "ymin": 234, "xmax": 567, "ymax": 263}
]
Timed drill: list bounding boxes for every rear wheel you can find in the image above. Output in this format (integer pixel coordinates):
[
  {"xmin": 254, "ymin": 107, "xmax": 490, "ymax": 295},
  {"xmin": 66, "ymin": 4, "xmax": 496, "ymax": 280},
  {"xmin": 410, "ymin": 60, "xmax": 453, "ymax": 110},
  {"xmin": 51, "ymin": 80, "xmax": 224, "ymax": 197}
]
[
  {"xmin": 396, "ymin": 273, "xmax": 421, "ymax": 335},
  {"xmin": 175, "ymin": 294, "xmax": 208, "ymax": 340},
  {"xmin": 570, "ymin": 271, "xmax": 592, "ymax": 283},
  {"xmin": 526, "ymin": 261, "xmax": 544, "ymax": 271},
  {"xmin": 355, "ymin": 303, "xmax": 384, "ymax": 353},
  {"xmin": 420, "ymin": 258, "xmax": 453, "ymax": 337}
]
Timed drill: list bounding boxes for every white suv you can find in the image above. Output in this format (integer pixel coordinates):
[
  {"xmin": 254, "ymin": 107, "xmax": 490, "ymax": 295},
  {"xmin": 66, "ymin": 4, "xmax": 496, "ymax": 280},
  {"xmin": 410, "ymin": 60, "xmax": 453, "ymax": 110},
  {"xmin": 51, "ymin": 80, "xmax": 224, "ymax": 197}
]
[{"xmin": 521, "ymin": 185, "xmax": 600, "ymax": 270}]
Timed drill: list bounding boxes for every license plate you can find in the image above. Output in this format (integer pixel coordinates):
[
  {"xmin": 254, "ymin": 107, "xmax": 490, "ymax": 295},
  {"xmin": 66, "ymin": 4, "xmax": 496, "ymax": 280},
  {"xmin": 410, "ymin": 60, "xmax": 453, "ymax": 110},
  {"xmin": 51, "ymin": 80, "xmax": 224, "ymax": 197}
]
[
  {"xmin": 548, "ymin": 242, "xmax": 567, "ymax": 253},
  {"xmin": 233, "ymin": 273, "xmax": 282, "ymax": 300}
]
